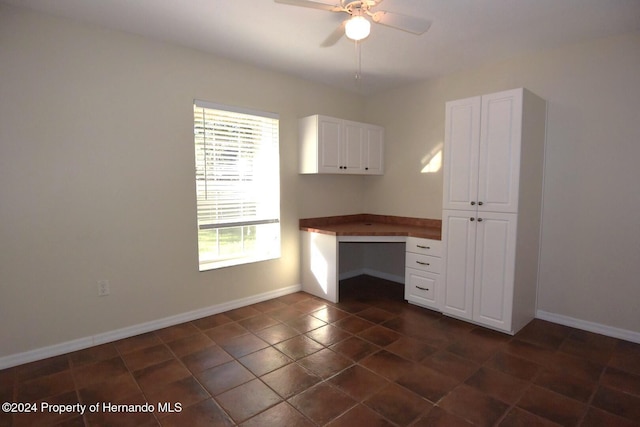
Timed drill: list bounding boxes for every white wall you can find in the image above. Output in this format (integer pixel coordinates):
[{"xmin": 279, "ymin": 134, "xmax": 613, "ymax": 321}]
[
  {"xmin": 364, "ymin": 32, "xmax": 640, "ymax": 335},
  {"xmin": 0, "ymin": 4, "xmax": 366, "ymax": 359}
]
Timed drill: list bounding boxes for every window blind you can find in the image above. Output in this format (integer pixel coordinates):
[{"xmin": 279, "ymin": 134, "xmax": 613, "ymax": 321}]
[{"xmin": 194, "ymin": 100, "xmax": 280, "ymax": 270}]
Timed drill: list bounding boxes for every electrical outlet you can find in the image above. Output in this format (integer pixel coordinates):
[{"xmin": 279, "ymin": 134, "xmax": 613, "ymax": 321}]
[{"xmin": 98, "ymin": 279, "xmax": 110, "ymax": 297}]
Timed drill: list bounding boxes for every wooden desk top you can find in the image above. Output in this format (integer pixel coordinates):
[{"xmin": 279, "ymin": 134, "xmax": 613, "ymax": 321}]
[{"xmin": 299, "ymin": 214, "xmax": 441, "ymax": 240}]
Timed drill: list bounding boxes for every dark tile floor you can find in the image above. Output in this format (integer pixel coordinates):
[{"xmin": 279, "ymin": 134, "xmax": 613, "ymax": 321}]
[{"xmin": 1, "ymin": 275, "xmax": 639, "ymax": 426}]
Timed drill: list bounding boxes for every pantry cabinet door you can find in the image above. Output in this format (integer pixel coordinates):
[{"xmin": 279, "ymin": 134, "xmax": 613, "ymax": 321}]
[
  {"xmin": 441, "ymin": 210, "xmax": 476, "ymax": 320},
  {"xmin": 443, "ymin": 96, "xmax": 481, "ymax": 211}
]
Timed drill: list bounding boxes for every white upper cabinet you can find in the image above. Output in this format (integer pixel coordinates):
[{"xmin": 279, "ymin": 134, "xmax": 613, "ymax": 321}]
[
  {"xmin": 299, "ymin": 115, "xmax": 384, "ymax": 175},
  {"xmin": 443, "ymin": 89, "xmax": 523, "ymax": 213}
]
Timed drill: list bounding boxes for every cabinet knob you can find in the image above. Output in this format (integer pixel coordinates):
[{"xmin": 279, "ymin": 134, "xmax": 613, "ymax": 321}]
[
  {"xmin": 365, "ymin": 167, "xmax": 369, "ymax": 170},
  {"xmin": 477, "ymin": 218, "xmax": 483, "ymax": 222},
  {"xmin": 470, "ymin": 201, "xmax": 476, "ymax": 206},
  {"xmin": 478, "ymin": 201, "xmax": 484, "ymax": 206},
  {"xmin": 470, "ymin": 217, "xmax": 475, "ymax": 221}
]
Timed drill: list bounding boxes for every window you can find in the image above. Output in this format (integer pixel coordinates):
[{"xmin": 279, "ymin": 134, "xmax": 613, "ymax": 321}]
[{"xmin": 193, "ymin": 100, "xmax": 280, "ymax": 271}]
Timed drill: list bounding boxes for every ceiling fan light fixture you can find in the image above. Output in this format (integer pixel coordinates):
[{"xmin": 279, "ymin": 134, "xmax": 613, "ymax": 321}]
[{"xmin": 345, "ymin": 15, "xmax": 371, "ymax": 41}]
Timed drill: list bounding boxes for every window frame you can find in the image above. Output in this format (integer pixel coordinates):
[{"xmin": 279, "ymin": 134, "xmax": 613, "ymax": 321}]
[{"xmin": 193, "ymin": 99, "xmax": 281, "ymax": 271}]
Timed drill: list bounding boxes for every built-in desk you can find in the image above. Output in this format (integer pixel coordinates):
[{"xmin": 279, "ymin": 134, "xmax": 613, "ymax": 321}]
[{"xmin": 300, "ymin": 214, "xmax": 441, "ymax": 303}]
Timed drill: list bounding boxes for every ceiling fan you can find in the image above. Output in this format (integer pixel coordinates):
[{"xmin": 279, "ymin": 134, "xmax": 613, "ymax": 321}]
[{"xmin": 274, "ymin": 0, "xmax": 432, "ymax": 47}]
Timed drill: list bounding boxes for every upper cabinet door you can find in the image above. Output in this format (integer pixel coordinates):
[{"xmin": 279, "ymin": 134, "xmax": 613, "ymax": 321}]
[
  {"xmin": 478, "ymin": 89, "xmax": 522, "ymax": 213},
  {"xmin": 443, "ymin": 96, "xmax": 482, "ymax": 211},
  {"xmin": 317, "ymin": 116, "xmax": 343, "ymax": 173},
  {"xmin": 363, "ymin": 124, "xmax": 384, "ymax": 175},
  {"xmin": 343, "ymin": 120, "xmax": 365, "ymax": 173}
]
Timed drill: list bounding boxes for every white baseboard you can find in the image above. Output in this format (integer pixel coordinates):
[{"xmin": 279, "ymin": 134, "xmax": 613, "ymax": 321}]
[
  {"xmin": 0, "ymin": 284, "xmax": 302, "ymax": 370},
  {"xmin": 536, "ymin": 310, "xmax": 640, "ymax": 344},
  {"xmin": 339, "ymin": 268, "xmax": 404, "ymax": 285}
]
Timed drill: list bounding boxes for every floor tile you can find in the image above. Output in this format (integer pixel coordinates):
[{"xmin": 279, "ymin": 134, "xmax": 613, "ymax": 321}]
[
  {"xmin": 224, "ymin": 305, "xmax": 262, "ymax": 321},
  {"xmin": 384, "ymin": 336, "xmax": 437, "ymax": 362},
  {"xmin": 205, "ymin": 322, "xmax": 249, "ymax": 344},
  {"xmin": 284, "ymin": 314, "xmax": 327, "ymax": 333},
  {"xmin": 395, "ymin": 364, "xmax": 459, "ymax": 403},
  {"xmin": 165, "ymin": 332, "xmax": 215, "ymax": 357},
  {"xmin": 310, "ymin": 306, "xmax": 351, "ymax": 323},
  {"xmin": 215, "ymin": 378, "xmax": 282, "ymax": 423},
  {"xmin": 414, "ymin": 406, "xmax": 474, "ymax": 426},
  {"xmin": 355, "ymin": 307, "xmax": 396, "ymax": 324},
  {"xmin": 439, "ymin": 384, "xmax": 510, "ymax": 427},
  {"xmin": 196, "ymin": 360, "xmax": 255, "ymax": 396},
  {"xmin": 360, "ymin": 350, "xmax": 413, "ymax": 381},
  {"xmin": 238, "ymin": 313, "xmax": 280, "ymax": 332},
  {"xmin": 133, "ymin": 359, "xmax": 191, "ymax": 393},
  {"xmin": 334, "ymin": 315, "xmax": 376, "ymax": 334},
  {"xmin": 67, "ymin": 343, "xmax": 119, "ymax": 367},
  {"xmin": 255, "ymin": 323, "xmax": 300, "ymax": 345},
  {"xmin": 465, "ymin": 367, "xmax": 530, "ymax": 405},
  {"xmin": 516, "ymin": 384, "xmax": 587, "ymax": 426},
  {"xmin": 160, "ymin": 398, "xmax": 234, "ymax": 427},
  {"xmin": 298, "ymin": 348, "xmax": 352, "ymax": 378},
  {"xmin": 357, "ymin": 325, "xmax": 401, "ymax": 346},
  {"xmin": 497, "ymin": 407, "xmax": 561, "ymax": 426},
  {"xmin": 533, "ymin": 368, "xmax": 596, "ymax": 402},
  {"xmin": 288, "ymin": 382, "xmax": 356, "ymax": 425},
  {"xmin": 330, "ymin": 336, "xmax": 380, "ymax": 362},
  {"xmin": 145, "ymin": 376, "xmax": 209, "ymax": 416},
  {"xmin": 114, "ymin": 332, "xmax": 162, "ymax": 355},
  {"xmin": 217, "ymin": 333, "xmax": 269, "ymax": 358},
  {"xmin": 328, "ymin": 364, "xmax": 388, "ymax": 401},
  {"xmin": 238, "ymin": 346, "xmax": 291, "ymax": 376},
  {"xmin": 484, "ymin": 351, "xmax": 541, "ymax": 381},
  {"xmin": 420, "ymin": 350, "xmax": 480, "ymax": 382},
  {"xmin": 363, "ymin": 382, "xmax": 431, "ymax": 426},
  {"xmin": 77, "ymin": 372, "xmax": 140, "ymax": 404},
  {"xmin": 306, "ymin": 324, "xmax": 352, "ymax": 346},
  {"xmin": 275, "ymin": 335, "xmax": 324, "ymax": 360},
  {"xmin": 121, "ymin": 343, "xmax": 174, "ymax": 372},
  {"xmin": 72, "ymin": 356, "xmax": 129, "ymax": 388},
  {"xmin": 180, "ymin": 345, "xmax": 233, "ymax": 373},
  {"xmin": 15, "ymin": 369, "xmax": 75, "ymax": 402},
  {"xmin": 326, "ymin": 404, "xmax": 395, "ymax": 427},
  {"xmin": 261, "ymin": 362, "xmax": 321, "ymax": 399},
  {"xmin": 154, "ymin": 322, "xmax": 200, "ymax": 343},
  {"xmin": 191, "ymin": 313, "xmax": 233, "ymax": 331},
  {"xmin": 240, "ymin": 401, "xmax": 314, "ymax": 427},
  {"xmin": 590, "ymin": 385, "xmax": 640, "ymax": 423}
]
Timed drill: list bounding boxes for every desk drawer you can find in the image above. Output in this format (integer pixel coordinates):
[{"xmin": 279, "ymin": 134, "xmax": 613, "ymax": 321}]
[
  {"xmin": 405, "ymin": 268, "xmax": 439, "ymax": 309},
  {"xmin": 406, "ymin": 237, "xmax": 442, "ymax": 257},
  {"xmin": 405, "ymin": 253, "xmax": 441, "ymax": 274}
]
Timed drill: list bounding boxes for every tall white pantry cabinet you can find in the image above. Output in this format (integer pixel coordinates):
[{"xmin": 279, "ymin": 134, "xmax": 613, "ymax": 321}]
[{"xmin": 441, "ymin": 88, "xmax": 547, "ymax": 334}]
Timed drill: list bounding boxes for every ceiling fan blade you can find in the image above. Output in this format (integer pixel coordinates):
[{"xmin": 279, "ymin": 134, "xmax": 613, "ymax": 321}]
[
  {"xmin": 371, "ymin": 11, "xmax": 432, "ymax": 35},
  {"xmin": 274, "ymin": 0, "xmax": 342, "ymax": 12},
  {"xmin": 321, "ymin": 20, "xmax": 346, "ymax": 47}
]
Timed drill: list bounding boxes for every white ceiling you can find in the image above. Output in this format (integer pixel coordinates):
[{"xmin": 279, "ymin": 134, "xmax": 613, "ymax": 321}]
[{"xmin": 3, "ymin": 0, "xmax": 640, "ymax": 95}]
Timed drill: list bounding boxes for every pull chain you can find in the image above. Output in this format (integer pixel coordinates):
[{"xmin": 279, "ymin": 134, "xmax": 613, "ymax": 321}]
[{"xmin": 354, "ymin": 40, "xmax": 362, "ymax": 84}]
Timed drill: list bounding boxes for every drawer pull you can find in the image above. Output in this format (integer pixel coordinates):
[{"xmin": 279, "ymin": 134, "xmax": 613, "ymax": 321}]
[
  {"xmin": 416, "ymin": 286, "xmax": 429, "ymax": 291},
  {"xmin": 416, "ymin": 245, "xmax": 431, "ymax": 249},
  {"xmin": 416, "ymin": 261, "xmax": 430, "ymax": 266}
]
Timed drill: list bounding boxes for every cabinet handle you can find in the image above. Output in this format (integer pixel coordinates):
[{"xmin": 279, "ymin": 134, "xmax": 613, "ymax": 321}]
[
  {"xmin": 416, "ymin": 261, "xmax": 430, "ymax": 266},
  {"xmin": 416, "ymin": 286, "xmax": 429, "ymax": 291},
  {"xmin": 416, "ymin": 245, "xmax": 430, "ymax": 249}
]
